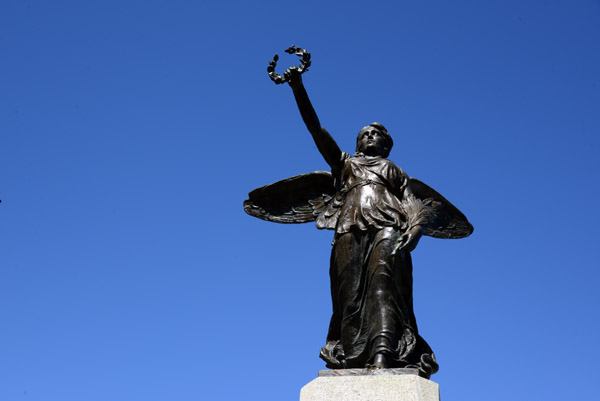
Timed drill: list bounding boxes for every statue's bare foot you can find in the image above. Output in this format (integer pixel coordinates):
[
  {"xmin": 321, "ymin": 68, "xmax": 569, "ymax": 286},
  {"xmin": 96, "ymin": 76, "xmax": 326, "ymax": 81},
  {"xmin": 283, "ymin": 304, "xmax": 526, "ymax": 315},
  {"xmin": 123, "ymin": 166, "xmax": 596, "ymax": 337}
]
[{"xmin": 372, "ymin": 353, "xmax": 389, "ymax": 369}]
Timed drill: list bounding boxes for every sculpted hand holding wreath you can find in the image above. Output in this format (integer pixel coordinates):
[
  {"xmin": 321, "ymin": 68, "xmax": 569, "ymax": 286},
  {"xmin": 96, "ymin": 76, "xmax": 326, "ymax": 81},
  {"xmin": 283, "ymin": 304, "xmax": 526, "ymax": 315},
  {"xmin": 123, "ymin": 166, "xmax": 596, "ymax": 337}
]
[{"xmin": 245, "ymin": 47, "xmax": 472, "ymax": 377}]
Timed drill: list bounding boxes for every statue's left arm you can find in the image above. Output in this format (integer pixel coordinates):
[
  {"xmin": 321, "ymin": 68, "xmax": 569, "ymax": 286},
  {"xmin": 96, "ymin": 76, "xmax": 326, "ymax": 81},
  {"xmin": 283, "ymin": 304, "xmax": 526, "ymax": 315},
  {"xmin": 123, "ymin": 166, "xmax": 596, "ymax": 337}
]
[{"xmin": 399, "ymin": 180, "xmax": 429, "ymax": 253}]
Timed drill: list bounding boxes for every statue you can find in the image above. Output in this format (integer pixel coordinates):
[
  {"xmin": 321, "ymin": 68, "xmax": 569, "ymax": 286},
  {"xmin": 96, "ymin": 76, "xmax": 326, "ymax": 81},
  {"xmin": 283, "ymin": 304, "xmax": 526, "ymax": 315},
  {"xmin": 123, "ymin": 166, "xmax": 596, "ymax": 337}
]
[{"xmin": 244, "ymin": 47, "xmax": 473, "ymax": 378}]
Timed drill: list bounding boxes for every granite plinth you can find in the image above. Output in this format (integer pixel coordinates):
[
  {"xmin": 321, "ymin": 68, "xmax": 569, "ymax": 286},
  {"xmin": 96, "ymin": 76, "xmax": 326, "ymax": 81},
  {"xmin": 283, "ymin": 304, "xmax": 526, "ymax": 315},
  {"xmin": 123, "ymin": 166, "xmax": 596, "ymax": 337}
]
[
  {"xmin": 300, "ymin": 369, "xmax": 439, "ymax": 401},
  {"xmin": 318, "ymin": 368, "xmax": 420, "ymax": 377}
]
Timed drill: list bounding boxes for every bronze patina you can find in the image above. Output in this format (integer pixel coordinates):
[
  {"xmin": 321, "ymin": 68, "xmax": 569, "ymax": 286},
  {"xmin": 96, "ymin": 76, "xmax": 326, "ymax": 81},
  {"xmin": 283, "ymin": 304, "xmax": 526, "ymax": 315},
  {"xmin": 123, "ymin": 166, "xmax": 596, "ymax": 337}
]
[{"xmin": 245, "ymin": 47, "xmax": 472, "ymax": 378}]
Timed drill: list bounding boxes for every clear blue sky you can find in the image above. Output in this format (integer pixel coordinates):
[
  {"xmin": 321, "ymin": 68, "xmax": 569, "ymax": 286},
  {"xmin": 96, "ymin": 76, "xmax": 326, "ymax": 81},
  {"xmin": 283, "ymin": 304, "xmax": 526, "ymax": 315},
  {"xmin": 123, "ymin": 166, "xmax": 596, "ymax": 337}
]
[{"xmin": 2, "ymin": 1, "xmax": 599, "ymax": 400}]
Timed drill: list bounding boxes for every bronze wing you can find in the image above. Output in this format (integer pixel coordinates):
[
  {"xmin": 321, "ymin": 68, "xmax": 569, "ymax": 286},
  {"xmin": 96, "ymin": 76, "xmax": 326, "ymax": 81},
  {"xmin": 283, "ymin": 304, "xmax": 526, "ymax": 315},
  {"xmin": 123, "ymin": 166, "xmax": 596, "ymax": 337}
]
[
  {"xmin": 243, "ymin": 171, "xmax": 335, "ymax": 224},
  {"xmin": 409, "ymin": 178, "xmax": 473, "ymax": 239},
  {"xmin": 244, "ymin": 171, "xmax": 473, "ymax": 239}
]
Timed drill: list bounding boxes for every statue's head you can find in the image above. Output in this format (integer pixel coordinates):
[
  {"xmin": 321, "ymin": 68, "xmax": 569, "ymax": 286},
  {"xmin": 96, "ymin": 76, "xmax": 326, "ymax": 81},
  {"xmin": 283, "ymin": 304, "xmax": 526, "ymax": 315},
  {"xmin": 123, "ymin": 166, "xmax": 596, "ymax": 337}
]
[{"xmin": 355, "ymin": 122, "xmax": 393, "ymax": 157}]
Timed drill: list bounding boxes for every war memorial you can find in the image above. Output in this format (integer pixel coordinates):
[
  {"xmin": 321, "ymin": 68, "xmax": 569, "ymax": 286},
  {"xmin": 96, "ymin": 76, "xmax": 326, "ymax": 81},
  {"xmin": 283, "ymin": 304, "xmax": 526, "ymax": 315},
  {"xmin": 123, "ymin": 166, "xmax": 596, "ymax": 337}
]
[{"xmin": 245, "ymin": 47, "xmax": 473, "ymax": 400}]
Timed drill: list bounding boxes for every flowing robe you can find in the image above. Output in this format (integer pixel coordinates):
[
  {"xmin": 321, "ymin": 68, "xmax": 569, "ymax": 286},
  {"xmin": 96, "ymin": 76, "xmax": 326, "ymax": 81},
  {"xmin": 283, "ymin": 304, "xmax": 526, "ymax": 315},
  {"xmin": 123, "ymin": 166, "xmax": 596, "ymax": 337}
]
[{"xmin": 313, "ymin": 153, "xmax": 438, "ymax": 377}]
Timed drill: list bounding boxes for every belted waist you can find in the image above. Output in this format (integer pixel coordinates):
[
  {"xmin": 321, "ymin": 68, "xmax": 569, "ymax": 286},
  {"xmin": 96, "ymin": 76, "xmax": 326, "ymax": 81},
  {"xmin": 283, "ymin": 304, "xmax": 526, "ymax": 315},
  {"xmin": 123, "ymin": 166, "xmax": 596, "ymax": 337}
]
[{"xmin": 342, "ymin": 179, "xmax": 386, "ymax": 193}]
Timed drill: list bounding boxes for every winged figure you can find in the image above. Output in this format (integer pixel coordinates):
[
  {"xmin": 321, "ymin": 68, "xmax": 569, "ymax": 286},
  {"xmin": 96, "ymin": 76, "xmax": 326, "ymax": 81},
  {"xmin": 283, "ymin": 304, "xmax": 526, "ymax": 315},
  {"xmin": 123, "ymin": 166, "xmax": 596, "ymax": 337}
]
[{"xmin": 244, "ymin": 57, "xmax": 472, "ymax": 378}]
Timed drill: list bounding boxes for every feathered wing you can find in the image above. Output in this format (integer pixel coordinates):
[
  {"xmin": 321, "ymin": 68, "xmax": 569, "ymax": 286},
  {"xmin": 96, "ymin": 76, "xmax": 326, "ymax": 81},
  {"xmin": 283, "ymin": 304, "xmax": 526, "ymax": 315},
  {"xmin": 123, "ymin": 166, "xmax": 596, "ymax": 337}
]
[
  {"xmin": 243, "ymin": 172, "xmax": 473, "ymax": 239},
  {"xmin": 408, "ymin": 178, "xmax": 473, "ymax": 239},
  {"xmin": 243, "ymin": 171, "xmax": 336, "ymax": 224}
]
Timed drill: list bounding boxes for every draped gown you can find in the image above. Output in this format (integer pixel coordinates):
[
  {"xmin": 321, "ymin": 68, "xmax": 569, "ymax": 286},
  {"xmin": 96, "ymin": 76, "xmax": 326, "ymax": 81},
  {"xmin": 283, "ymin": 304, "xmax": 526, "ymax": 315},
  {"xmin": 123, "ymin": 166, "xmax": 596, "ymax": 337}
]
[{"xmin": 312, "ymin": 152, "xmax": 439, "ymax": 377}]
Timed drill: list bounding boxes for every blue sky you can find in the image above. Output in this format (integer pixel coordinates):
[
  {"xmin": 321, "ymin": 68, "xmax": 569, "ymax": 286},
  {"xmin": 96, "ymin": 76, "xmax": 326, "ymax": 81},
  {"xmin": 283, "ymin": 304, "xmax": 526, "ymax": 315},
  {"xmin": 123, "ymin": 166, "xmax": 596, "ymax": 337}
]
[{"xmin": 1, "ymin": 1, "xmax": 599, "ymax": 400}]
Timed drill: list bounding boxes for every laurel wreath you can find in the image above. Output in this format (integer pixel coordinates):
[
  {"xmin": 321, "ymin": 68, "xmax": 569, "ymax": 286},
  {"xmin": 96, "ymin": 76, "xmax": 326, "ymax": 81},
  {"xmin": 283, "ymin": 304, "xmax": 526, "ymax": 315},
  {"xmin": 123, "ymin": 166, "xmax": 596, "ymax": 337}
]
[{"xmin": 267, "ymin": 46, "xmax": 311, "ymax": 85}]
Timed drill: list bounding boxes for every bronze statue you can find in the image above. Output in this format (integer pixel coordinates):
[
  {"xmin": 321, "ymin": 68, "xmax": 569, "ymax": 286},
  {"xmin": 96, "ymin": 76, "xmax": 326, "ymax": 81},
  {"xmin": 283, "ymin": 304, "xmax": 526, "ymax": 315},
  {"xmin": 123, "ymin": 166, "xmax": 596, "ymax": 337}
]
[{"xmin": 245, "ymin": 47, "xmax": 473, "ymax": 378}]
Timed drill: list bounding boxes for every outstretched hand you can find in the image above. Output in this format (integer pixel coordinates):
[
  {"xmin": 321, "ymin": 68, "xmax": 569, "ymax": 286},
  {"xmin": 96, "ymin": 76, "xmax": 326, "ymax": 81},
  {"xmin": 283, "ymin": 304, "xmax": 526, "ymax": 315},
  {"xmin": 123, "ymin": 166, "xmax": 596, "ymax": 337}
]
[{"xmin": 285, "ymin": 67, "xmax": 303, "ymax": 89}]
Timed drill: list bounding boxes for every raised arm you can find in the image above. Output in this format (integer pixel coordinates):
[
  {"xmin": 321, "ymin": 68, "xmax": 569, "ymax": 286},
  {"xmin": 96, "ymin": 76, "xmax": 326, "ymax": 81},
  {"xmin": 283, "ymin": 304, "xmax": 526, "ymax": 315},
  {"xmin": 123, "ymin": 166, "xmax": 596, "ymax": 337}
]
[{"xmin": 287, "ymin": 71, "xmax": 342, "ymax": 169}]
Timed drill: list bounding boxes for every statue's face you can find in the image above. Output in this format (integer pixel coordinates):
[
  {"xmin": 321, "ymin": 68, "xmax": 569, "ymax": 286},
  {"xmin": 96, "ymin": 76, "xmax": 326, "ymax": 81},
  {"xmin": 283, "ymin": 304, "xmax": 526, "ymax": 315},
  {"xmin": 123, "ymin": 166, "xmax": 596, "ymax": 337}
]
[{"xmin": 357, "ymin": 127, "xmax": 386, "ymax": 156}]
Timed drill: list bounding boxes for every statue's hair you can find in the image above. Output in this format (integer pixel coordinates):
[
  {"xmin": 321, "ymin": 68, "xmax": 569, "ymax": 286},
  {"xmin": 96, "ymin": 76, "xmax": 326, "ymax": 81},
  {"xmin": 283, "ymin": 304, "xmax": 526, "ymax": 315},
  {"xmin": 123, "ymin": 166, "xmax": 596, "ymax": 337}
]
[{"xmin": 355, "ymin": 122, "xmax": 393, "ymax": 157}]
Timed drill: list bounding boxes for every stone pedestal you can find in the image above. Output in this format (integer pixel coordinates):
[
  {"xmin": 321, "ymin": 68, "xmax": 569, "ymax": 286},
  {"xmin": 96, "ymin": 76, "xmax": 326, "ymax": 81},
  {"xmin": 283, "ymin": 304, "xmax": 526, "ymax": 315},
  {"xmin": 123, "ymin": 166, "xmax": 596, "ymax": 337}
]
[{"xmin": 300, "ymin": 369, "xmax": 440, "ymax": 401}]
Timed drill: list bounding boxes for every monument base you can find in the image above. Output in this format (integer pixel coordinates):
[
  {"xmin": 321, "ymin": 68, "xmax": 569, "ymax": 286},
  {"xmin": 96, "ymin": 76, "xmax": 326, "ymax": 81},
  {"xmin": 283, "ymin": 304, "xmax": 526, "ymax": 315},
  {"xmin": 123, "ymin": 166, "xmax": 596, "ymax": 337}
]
[{"xmin": 300, "ymin": 369, "xmax": 440, "ymax": 401}]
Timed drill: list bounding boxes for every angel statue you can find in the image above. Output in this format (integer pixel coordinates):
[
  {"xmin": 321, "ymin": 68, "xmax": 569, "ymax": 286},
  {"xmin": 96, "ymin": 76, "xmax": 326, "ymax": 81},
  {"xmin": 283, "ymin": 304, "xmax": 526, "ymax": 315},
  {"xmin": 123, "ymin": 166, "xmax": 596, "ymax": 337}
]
[{"xmin": 244, "ymin": 47, "xmax": 472, "ymax": 378}]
